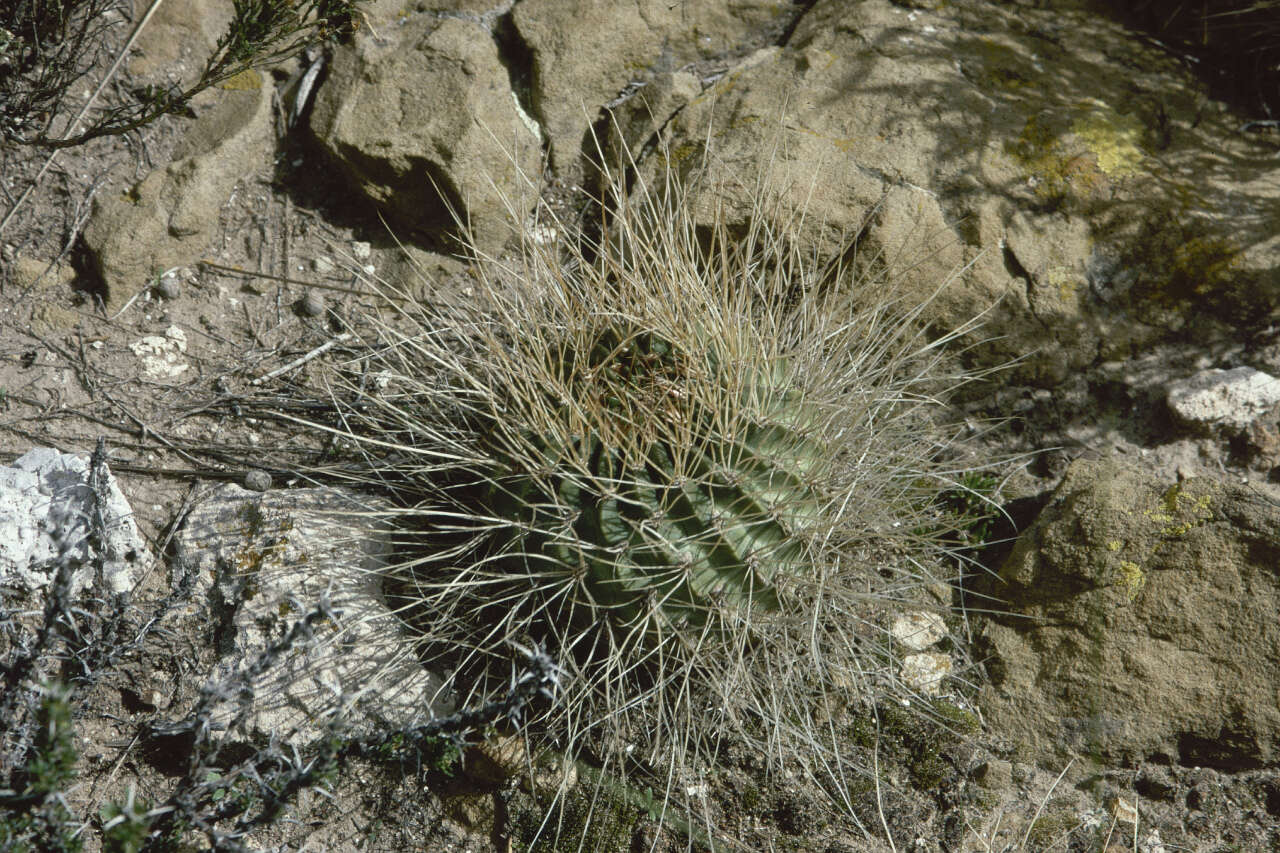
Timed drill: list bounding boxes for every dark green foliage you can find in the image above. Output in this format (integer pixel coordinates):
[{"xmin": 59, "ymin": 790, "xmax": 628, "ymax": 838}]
[
  {"xmin": 849, "ymin": 700, "xmax": 977, "ymax": 791},
  {"xmin": 100, "ymin": 791, "xmax": 150, "ymax": 853},
  {"xmin": 0, "ymin": 0, "xmax": 362, "ymax": 147},
  {"xmin": 510, "ymin": 781, "xmax": 640, "ymax": 853},
  {"xmin": 0, "ymin": 686, "xmax": 84, "ymax": 853},
  {"xmin": 935, "ymin": 471, "xmax": 1000, "ymax": 546},
  {"xmin": 508, "ymin": 762, "xmax": 715, "ymax": 853}
]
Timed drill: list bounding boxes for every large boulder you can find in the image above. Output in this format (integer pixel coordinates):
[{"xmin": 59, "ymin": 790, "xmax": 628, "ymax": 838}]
[
  {"xmin": 172, "ymin": 484, "xmax": 449, "ymax": 744},
  {"xmin": 511, "ymin": 0, "xmax": 792, "ymax": 168},
  {"xmin": 82, "ymin": 75, "xmax": 273, "ymax": 308},
  {"xmin": 310, "ymin": 13, "xmax": 541, "ymax": 253},
  {"xmin": 974, "ymin": 459, "xmax": 1280, "ymax": 771},
  {"xmin": 620, "ymin": 0, "xmax": 1278, "ymax": 383}
]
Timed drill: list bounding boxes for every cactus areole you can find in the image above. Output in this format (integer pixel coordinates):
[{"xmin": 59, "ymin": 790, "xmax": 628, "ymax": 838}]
[{"xmin": 457, "ymin": 325, "xmax": 827, "ymax": 636}]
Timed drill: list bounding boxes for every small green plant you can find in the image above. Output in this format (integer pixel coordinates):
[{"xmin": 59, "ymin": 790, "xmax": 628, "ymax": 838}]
[
  {"xmin": 100, "ymin": 787, "xmax": 149, "ymax": 853},
  {"xmin": 308, "ymin": 140, "xmax": 990, "ymax": 844},
  {"xmin": 0, "ymin": 685, "xmax": 84, "ymax": 853},
  {"xmin": 0, "ymin": 684, "xmax": 166, "ymax": 853},
  {"xmin": 936, "ymin": 471, "xmax": 1001, "ymax": 546}
]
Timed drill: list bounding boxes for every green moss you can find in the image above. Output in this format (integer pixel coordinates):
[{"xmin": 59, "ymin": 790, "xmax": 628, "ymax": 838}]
[
  {"xmin": 508, "ymin": 779, "xmax": 639, "ymax": 853},
  {"xmin": 848, "ymin": 699, "xmax": 976, "ymax": 790},
  {"xmin": 1118, "ymin": 213, "xmax": 1246, "ymax": 320},
  {"xmin": 1023, "ymin": 802, "xmax": 1079, "ymax": 846}
]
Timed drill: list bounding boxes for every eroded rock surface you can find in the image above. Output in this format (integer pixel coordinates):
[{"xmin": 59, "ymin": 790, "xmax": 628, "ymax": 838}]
[
  {"xmin": 512, "ymin": 0, "xmax": 791, "ymax": 168},
  {"xmin": 310, "ymin": 13, "xmax": 541, "ymax": 253},
  {"xmin": 975, "ymin": 459, "xmax": 1280, "ymax": 771},
  {"xmin": 172, "ymin": 484, "xmax": 450, "ymax": 744},
  {"xmin": 629, "ymin": 0, "xmax": 1279, "ymax": 382},
  {"xmin": 82, "ymin": 76, "xmax": 273, "ymax": 307}
]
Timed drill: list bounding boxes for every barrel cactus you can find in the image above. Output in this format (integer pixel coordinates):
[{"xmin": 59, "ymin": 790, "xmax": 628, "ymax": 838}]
[
  {"xmin": 461, "ymin": 322, "xmax": 832, "ymax": 638},
  {"xmin": 325, "ymin": 155, "xmax": 982, "ymax": 816}
]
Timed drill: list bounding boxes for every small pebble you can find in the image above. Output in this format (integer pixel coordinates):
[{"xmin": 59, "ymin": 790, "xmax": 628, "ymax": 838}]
[
  {"xmin": 244, "ymin": 469, "xmax": 272, "ymax": 491},
  {"xmin": 299, "ymin": 292, "xmax": 325, "ymax": 317},
  {"xmin": 351, "ymin": 240, "xmax": 372, "ymax": 260},
  {"xmin": 155, "ymin": 277, "xmax": 181, "ymax": 299},
  {"xmin": 312, "ymin": 255, "xmax": 335, "ymax": 275}
]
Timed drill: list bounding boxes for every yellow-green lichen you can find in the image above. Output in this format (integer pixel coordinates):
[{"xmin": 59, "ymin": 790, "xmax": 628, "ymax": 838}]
[
  {"xmin": 1007, "ymin": 114, "xmax": 1109, "ymax": 209},
  {"xmin": 1070, "ymin": 101, "xmax": 1145, "ymax": 176},
  {"xmin": 1117, "ymin": 560, "xmax": 1145, "ymax": 599},
  {"xmin": 1007, "ymin": 100, "xmax": 1147, "ymax": 210},
  {"xmin": 218, "ymin": 69, "xmax": 262, "ymax": 91},
  {"xmin": 1144, "ymin": 484, "xmax": 1212, "ymax": 537},
  {"xmin": 1046, "ymin": 266, "xmax": 1081, "ymax": 304}
]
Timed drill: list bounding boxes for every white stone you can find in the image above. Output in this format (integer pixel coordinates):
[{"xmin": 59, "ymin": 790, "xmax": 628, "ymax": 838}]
[
  {"xmin": 891, "ymin": 610, "xmax": 947, "ymax": 651},
  {"xmin": 129, "ymin": 325, "xmax": 189, "ymax": 380},
  {"xmin": 351, "ymin": 240, "xmax": 372, "ymax": 260},
  {"xmin": 0, "ymin": 447, "xmax": 148, "ymax": 596},
  {"xmin": 172, "ymin": 485, "xmax": 451, "ymax": 744},
  {"xmin": 1166, "ymin": 366, "xmax": 1280, "ymax": 430},
  {"xmin": 899, "ymin": 652, "xmax": 951, "ymax": 697}
]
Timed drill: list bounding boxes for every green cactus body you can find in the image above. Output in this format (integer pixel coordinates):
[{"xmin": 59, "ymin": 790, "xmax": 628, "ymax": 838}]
[{"xmin": 469, "ymin": 326, "xmax": 827, "ymax": 636}]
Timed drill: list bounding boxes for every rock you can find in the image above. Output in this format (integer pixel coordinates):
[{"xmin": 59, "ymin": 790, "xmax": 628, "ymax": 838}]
[
  {"xmin": 310, "ymin": 15, "xmax": 540, "ymax": 254},
  {"xmin": 975, "ymin": 459, "xmax": 1280, "ymax": 771},
  {"xmin": 974, "ymin": 758, "xmax": 1012, "ymax": 790},
  {"xmin": 127, "ymin": 0, "xmax": 234, "ymax": 86},
  {"xmin": 899, "ymin": 651, "xmax": 952, "ymax": 696},
  {"xmin": 298, "ymin": 291, "xmax": 325, "ymax": 317},
  {"xmin": 242, "ymin": 469, "xmax": 271, "ymax": 491},
  {"xmin": 0, "ymin": 447, "xmax": 148, "ymax": 597},
  {"xmin": 891, "ymin": 610, "xmax": 947, "ymax": 651},
  {"xmin": 171, "ymin": 485, "xmax": 450, "ymax": 744},
  {"xmin": 603, "ymin": 70, "xmax": 702, "ymax": 168},
  {"xmin": 1243, "ymin": 406, "xmax": 1280, "ymax": 471},
  {"xmin": 1166, "ymin": 367, "xmax": 1280, "ymax": 432},
  {"xmin": 153, "ymin": 273, "xmax": 181, "ymax": 300},
  {"xmin": 6, "ymin": 252, "xmax": 79, "ymax": 331},
  {"xmin": 82, "ymin": 75, "xmax": 273, "ymax": 309},
  {"xmin": 512, "ymin": 0, "xmax": 791, "ymax": 168},
  {"xmin": 128, "ymin": 325, "xmax": 190, "ymax": 381},
  {"xmin": 646, "ymin": 0, "xmax": 1280, "ymax": 383}
]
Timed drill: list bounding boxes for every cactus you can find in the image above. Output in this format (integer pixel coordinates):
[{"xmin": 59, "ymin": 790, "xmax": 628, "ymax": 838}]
[
  {"xmin": 318, "ymin": 149, "xmax": 986, "ymax": 829},
  {"xmin": 462, "ymin": 323, "xmax": 825, "ymax": 635}
]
